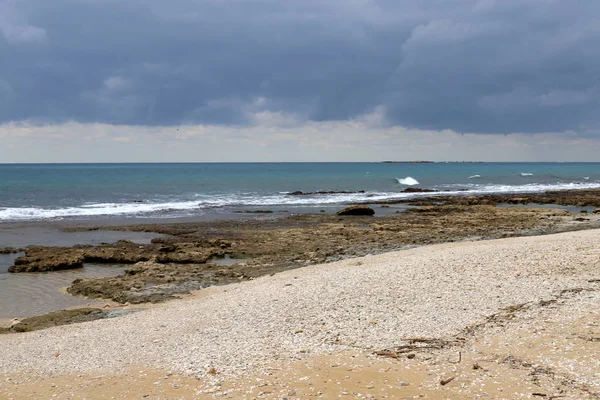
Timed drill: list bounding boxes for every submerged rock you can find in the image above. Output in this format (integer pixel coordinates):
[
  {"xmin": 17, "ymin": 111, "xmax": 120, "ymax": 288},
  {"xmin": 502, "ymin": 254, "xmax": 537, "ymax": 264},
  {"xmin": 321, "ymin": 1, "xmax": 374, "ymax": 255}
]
[
  {"xmin": 401, "ymin": 187, "xmax": 438, "ymax": 193},
  {"xmin": 0, "ymin": 247, "xmax": 21, "ymax": 254},
  {"xmin": 337, "ymin": 205, "xmax": 375, "ymax": 216},
  {"xmin": 287, "ymin": 190, "xmax": 365, "ymax": 196},
  {"xmin": 233, "ymin": 210, "xmax": 274, "ymax": 214}
]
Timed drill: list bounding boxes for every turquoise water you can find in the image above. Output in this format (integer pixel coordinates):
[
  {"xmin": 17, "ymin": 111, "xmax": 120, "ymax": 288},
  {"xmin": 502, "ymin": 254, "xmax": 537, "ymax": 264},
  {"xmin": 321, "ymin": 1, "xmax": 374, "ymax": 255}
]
[{"xmin": 1, "ymin": 162, "xmax": 599, "ymax": 221}]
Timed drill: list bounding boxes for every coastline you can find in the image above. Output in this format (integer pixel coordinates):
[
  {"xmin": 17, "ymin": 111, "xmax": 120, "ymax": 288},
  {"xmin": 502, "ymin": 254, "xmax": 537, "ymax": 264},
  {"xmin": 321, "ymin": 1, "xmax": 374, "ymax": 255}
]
[
  {"xmin": 2, "ymin": 189, "xmax": 600, "ymax": 323},
  {"xmin": 1, "ymin": 229, "xmax": 599, "ymax": 399}
]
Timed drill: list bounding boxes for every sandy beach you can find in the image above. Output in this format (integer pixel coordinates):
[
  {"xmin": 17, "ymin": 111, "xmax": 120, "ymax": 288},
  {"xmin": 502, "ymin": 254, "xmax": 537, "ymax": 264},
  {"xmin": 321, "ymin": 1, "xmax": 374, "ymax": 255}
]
[{"xmin": 1, "ymin": 229, "xmax": 599, "ymax": 399}]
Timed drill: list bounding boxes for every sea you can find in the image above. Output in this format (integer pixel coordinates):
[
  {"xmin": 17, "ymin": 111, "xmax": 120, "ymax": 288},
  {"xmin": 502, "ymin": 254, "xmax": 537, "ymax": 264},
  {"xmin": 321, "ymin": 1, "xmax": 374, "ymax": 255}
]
[{"xmin": 1, "ymin": 162, "xmax": 600, "ymax": 222}]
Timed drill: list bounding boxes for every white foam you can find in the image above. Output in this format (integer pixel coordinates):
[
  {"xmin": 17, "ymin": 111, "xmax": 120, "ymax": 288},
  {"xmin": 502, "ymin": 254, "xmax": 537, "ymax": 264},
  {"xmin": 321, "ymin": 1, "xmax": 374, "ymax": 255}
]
[
  {"xmin": 520, "ymin": 173, "xmax": 533, "ymax": 176},
  {"xmin": 0, "ymin": 201, "xmax": 201, "ymax": 221},
  {"xmin": 443, "ymin": 181, "xmax": 600, "ymax": 194},
  {"xmin": 468, "ymin": 175, "xmax": 482, "ymax": 179},
  {"xmin": 397, "ymin": 177, "xmax": 419, "ymax": 186}
]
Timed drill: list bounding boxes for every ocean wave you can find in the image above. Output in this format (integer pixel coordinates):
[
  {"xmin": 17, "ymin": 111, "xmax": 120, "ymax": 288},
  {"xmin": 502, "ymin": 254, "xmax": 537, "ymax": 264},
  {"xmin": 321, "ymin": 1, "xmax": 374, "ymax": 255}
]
[
  {"xmin": 442, "ymin": 181, "xmax": 600, "ymax": 194},
  {"xmin": 3, "ymin": 181, "xmax": 600, "ymax": 221},
  {"xmin": 0, "ymin": 201, "xmax": 202, "ymax": 221},
  {"xmin": 397, "ymin": 177, "xmax": 419, "ymax": 186},
  {"xmin": 520, "ymin": 172, "xmax": 533, "ymax": 176},
  {"xmin": 468, "ymin": 175, "xmax": 481, "ymax": 179}
]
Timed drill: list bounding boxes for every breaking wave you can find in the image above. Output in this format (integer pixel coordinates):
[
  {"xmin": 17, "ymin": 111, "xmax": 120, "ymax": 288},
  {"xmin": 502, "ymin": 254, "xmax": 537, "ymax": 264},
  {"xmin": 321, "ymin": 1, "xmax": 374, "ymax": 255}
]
[
  {"xmin": 2, "ymin": 181, "xmax": 600, "ymax": 221},
  {"xmin": 396, "ymin": 177, "xmax": 419, "ymax": 186}
]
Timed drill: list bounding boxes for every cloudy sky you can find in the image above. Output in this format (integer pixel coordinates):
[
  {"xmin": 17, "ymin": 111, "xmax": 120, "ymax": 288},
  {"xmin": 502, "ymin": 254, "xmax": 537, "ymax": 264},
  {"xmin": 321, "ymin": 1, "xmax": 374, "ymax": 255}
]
[{"xmin": 1, "ymin": 0, "xmax": 599, "ymax": 162}]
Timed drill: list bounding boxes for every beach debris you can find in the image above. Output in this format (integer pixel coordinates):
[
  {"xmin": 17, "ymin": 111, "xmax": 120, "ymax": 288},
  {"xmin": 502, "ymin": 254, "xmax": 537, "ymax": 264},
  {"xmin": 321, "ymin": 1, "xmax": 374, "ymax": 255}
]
[
  {"xmin": 448, "ymin": 351, "xmax": 462, "ymax": 364},
  {"xmin": 440, "ymin": 376, "xmax": 455, "ymax": 386},
  {"xmin": 336, "ymin": 206, "xmax": 375, "ymax": 216},
  {"xmin": 374, "ymin": 338, "xmax": 458, "ymax": 358}
]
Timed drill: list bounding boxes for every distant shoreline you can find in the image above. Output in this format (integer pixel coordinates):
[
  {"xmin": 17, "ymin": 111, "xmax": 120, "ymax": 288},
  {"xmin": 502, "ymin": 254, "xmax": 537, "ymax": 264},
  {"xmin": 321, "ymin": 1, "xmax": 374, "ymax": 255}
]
[{"xmin": 380, "ymin": 160, "xmax": 484, "ymax": 163}]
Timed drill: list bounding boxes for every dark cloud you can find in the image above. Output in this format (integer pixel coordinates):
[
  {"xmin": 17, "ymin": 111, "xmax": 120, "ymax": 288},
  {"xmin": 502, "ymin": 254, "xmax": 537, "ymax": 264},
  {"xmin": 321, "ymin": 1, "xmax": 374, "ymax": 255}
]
[{"xmin": 1, "ymin": 0, "xmax": 599, "ymax": 133}]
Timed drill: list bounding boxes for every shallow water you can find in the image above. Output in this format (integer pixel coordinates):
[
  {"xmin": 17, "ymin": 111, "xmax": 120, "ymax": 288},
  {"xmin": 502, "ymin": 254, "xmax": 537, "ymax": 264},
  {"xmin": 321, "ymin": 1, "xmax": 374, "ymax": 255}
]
[
  {"xmin": 0, "ymin": 227, "xmax": 164, "ymax": 249},
  {"xmin": 0, "ymin": 227, "xmax": 167, "ymax": 320},
  {"xmin": 496, "ymin": 203, "xmax": 597, "ymax": 213},
  {"xmin": 208, "ymin": 254, "xmax": 245, "ymax": 267},
  {"xmin": 0, "ymin": 262, "xmax": 127, "ymax": 319}
]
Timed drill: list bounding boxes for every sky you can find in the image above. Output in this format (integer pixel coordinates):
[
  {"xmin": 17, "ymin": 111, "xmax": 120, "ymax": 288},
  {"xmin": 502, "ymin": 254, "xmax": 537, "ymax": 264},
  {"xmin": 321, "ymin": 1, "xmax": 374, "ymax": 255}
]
[{"xmin": 1, "ymin": 0, "xmax": 600, "ymax": 162}]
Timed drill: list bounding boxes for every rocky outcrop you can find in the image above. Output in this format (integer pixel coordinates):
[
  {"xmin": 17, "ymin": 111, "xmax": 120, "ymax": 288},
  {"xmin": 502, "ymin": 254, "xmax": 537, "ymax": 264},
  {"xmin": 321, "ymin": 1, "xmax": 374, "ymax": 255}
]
[
  {"xmin": 8, "ymin": 249, "xmax": 84, "ymax": 272},
  {"xmin": 337, "ymin": 205, "xmax": 375, "ymax": 216},
  {"xmin": 0, "ymin": 246, "xmax": 21, "ymax": 254},
  {"xmin": 374, "ymin": 189, "xmax": 600, "ymax": 207},
  {"xmin": 68, "ymin": 260, "xmax": 247, "ymax": 303},
  {"xmin": 7, "ymin": 238, "xmax": 229, "ymax": 273}
]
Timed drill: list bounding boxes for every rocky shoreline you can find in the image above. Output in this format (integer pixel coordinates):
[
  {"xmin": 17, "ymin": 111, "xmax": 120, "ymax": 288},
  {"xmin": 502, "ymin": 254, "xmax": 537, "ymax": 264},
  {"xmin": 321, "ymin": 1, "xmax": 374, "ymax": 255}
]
[{"xmin": 3, "ymin": 189, "xmax": 600, "ymax": 332}]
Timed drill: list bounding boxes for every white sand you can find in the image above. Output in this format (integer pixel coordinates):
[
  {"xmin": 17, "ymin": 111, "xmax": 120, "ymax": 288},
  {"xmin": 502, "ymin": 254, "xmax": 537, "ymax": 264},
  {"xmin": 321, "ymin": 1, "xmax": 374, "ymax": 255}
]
[{"xmin": 1, "ymin": 230, "xmax": 599, "ymax": 379}]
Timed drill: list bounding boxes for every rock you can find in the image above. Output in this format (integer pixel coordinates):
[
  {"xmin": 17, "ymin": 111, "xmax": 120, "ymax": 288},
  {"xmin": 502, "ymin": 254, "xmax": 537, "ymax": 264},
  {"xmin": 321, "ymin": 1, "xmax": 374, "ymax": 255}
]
[
  {"xmin": 1, "ymin": 308, "xmax": 107, "ymax": 333},
  {"xmin": 0, "ymin": 246, "xmax": 20, "ymax": 254},
  {"xmin": 401, "ymin": 188, "xmax": 437, "ymax": 193},
  {"xmin": 8, "ymin": 252, "xmax": 85, "ymax": 273},
  {"xmin": 336, "ymin": 206, "xmax": 375, "ymax": 216},
  {"xmin": 233, "ymin": 210, "xmax": 273, "ymax": 214}
]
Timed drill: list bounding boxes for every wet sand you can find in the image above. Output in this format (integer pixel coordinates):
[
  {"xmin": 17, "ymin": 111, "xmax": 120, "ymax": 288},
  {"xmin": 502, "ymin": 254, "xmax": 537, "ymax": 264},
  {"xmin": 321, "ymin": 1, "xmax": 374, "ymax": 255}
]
[{"xmin": 1, "ymin": 229, "xmax": 599, "ymax": 399}]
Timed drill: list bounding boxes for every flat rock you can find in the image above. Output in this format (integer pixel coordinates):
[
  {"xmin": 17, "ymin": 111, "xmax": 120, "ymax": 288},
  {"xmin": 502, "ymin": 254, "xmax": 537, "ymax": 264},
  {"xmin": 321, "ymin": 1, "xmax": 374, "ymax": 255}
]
[{"xmin": 8, "ymin": 251, "xmax": 85, "ymax": 273}]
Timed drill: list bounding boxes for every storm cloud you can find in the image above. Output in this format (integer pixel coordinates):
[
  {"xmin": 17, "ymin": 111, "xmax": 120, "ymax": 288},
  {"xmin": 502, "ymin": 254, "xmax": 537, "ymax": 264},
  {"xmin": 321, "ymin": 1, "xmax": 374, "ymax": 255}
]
[{"xmin": 1, "ymin": 0, "xmax": 600, "ymax": 134}]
